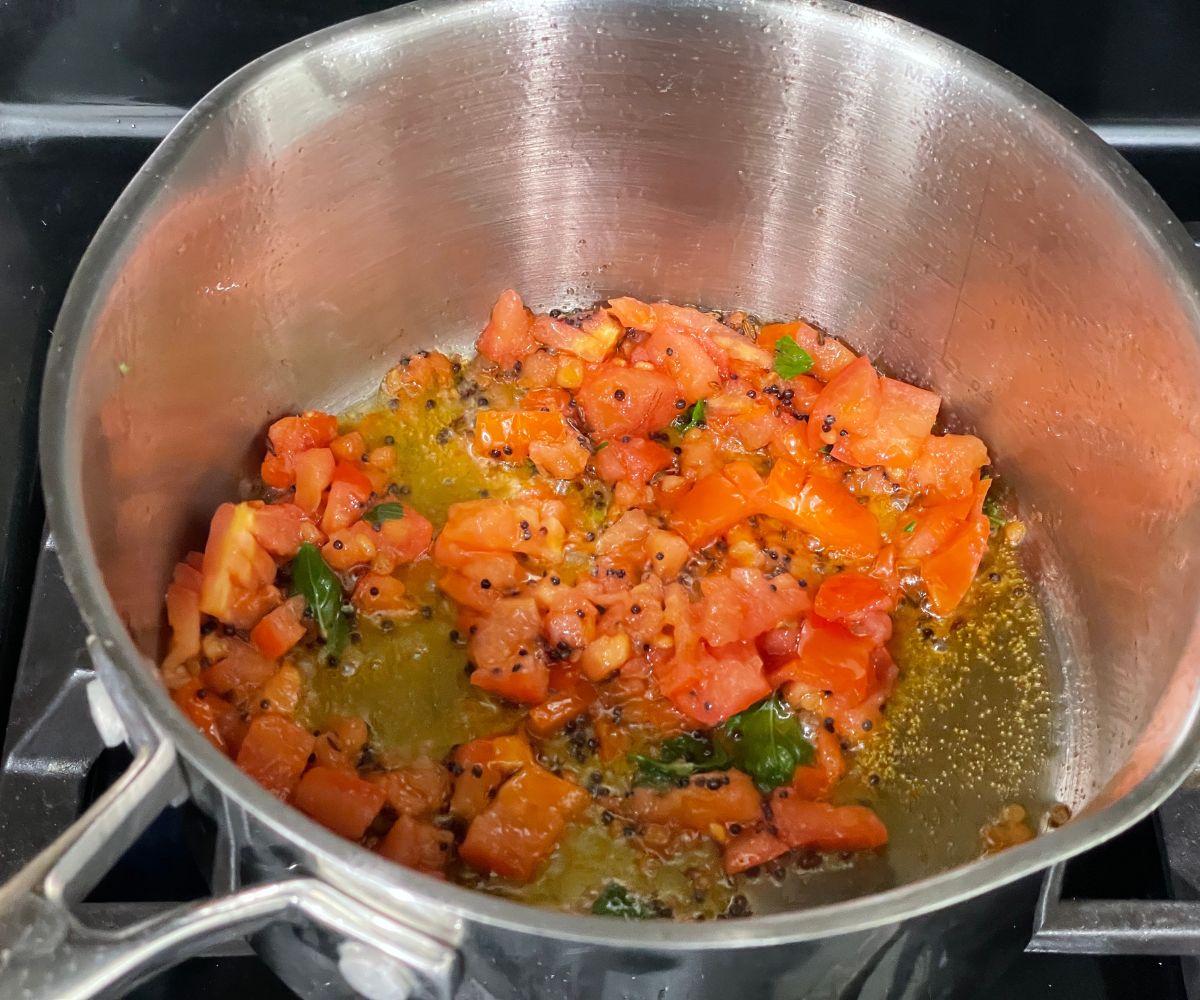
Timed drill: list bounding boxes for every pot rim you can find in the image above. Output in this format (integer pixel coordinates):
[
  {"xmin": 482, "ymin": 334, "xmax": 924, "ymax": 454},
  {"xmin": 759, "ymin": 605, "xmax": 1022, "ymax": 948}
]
[{"xmin": 40, "ymin": 0, "xmax": 1200, "ymax": 949}]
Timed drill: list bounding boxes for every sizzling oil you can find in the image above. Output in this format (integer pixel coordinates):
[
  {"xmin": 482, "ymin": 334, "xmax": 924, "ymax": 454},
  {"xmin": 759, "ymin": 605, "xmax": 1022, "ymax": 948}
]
[{"xmin": 293, "ymin": 375, "xmax": 1057, "ymax": 918}]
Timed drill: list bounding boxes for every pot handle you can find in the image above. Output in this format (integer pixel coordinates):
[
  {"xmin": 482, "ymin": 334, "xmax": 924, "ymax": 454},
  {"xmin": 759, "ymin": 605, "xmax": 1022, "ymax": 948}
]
[{"xmin": 0, "ymin": 736, "xmax": 460, "ymax": 1000}]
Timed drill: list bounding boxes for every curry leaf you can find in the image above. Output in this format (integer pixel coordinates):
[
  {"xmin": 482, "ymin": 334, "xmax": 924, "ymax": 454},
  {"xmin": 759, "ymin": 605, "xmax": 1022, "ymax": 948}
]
[
  {"xmin": 362, "ymin": 502, "xmax": 406, "ymax": 525},
  {"xmin": 591, "ymin": 883, "xmax": 652, "ymax": 919},
  {"xmin": 773, "ymin": 336, "xmax": 814, "ymax": 379},
  {"xmin": 629, "ymin": 733, "xmax": 732, "ymax": 787},
  {"xmin": 672, "ymin": 399, "xmax": 707, "ymax": 433},
  {"xmin": 291, "ymin": 542, "xmax": 348, "ymax": 656},
  {"xmin": 717, "ymin": 695, "xmax": 813, "ymax": 792}
]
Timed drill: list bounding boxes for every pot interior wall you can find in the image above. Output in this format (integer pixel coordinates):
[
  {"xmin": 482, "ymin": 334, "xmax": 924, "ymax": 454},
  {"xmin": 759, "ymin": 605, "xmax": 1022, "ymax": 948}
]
[{"xmin": 59, "ymin": 0, "xmax": 1200, "ymax": 849}]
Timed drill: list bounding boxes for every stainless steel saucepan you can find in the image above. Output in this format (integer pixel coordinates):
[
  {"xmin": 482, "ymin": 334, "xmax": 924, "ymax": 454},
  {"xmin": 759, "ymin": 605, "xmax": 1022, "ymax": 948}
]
[{"xmin": 5, "ymin": 0, "xmax": 1200, "ymax": 996}]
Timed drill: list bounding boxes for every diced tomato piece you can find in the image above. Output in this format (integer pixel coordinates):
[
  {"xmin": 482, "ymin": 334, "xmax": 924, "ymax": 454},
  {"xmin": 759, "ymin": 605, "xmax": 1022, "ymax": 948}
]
[
  {"xmin": 434, "ymin": 498, "xmax": 565, "ymax": 569},
  {"xmin": 696, "ymin": 568, "xmax": 811, "ymax": 646},
  {"xmin": 294, "ymin": 447, "xmax": 335, "ymax": 516},
  {"xmin": 772, "ymin": 616, "xmax": 876, "ymax": 703},
  {"xmin": 593, "ymin": 436, "xmax": 674, "ymax": 485},
  {"xmin": 909, "ymin": 434, "xmax": 989, "ymax": 501},
  {"xmin": 475, "ymin": 409, "xmax": 568, "ymax": 463},
  {"xmin": 762, "ymin": 465, "xmax": 881, "ymax": 557},
  {"xmin": 922, "ymin": 511, "xmax": 990, "ymax": 617},
  {"xmin": 530, "ymin": 309, "xmax": 623, "ymax": 363},
  {"xmin": 594, "ymin": 715, "xmax": 631, "ymax": 762},
  {"xmin": 645, "ymin": 528, "xmax": 690, "ymax": 580},
  {"xmin": 670, "ymin": 463, "xmax": 764, "ymax": 548},
  {"xmin": 758, "ymin": 320, "xmax": 857, "ymax": 382},
  {"xmin": 235, "ymin": 714, "xmax": 316, "ymax": 800},
  {"xmin": 173, "ymin": 679, "xmax": 243, "ymax": 754},
  {"xmin": 330, "ymin": 431, "xmax": 366, "ymax": 464},
  {"xmin": 724, "ymin": 828, "xmax": 790, "ymax": 875},
  {"xmin": 323, "ymin": 521, "xmax": 378, "ymax": 571},
  {"xmin": 527, "ymin": 665, "xmax": 597, "ymax": 737},
  {"xmin": 250, "ymin": 595, "xmax": 307, "ymax": 660},
  {"xmin": 769, "ymin": 795, "xmax": 888, "ymax": 852},
  {"xmin": 468, "ymin": 597, "xmax": 549, "ymax": 704},
  {"xmin": 579, "ymin": 632, "xmax": 633, "ymax": 682},
  {"xmin": 449, "ymin": 735, "xmax": 535, "ymax": 820},
  {"xmin": 261, "ymin": 411, "xmax": 339, "ymax": 488},
  {"xmin": 459, "ymin": 764, "xmax": 589, "ymax": 881},
  {"xmin": 622, "ymin": 769, "xmax": 763, "ymax": 833},
  {"xmin": 383, "ymin": 352, "xmax": 455, "ymax": 397},
  {"xmin": 258, "ymin": 662, "xmax": 303, "ymax": 717},
  {"xmin": 789, "ymin": 727, "xmax": 846, "ymax": 800},
  {"xmin": 352, "ymin": 572, "xmax": 411, "ymax": 614},
  {"xmin": 807, "ymin": 356, "xmax": 881, "ymax": 450},
  {"xmin": 162, "ymin": 581, "xmax": 201, "ymax": 677},
  {"xmin": 377, "ymin": 815, "xmax": 454, "ymax": 875},
  {"xmin": 813, "ymin": 572, "xmax": 895, "ymax": 627},
  {"xmin": 477, "ymin": 289, "xmax": 536, "ymax": 369},
  {"xmin": 628, "ymin": 328, "xmax": 721, "ymax": 403},
  {"xmin": 202, "ymin": 639, "xmax": 278, "ymax": 701},
  {"xmin": 658, "ymin": 641, "xmax": 771, "ymax": 726},
  {"xmin": 249, "ymin": 502, "xmax": 323, "ymax": 559},
  {"xmin": 321, "ymin": 466, "xmax": 372, "ymax": 534},
  {"xmin": 293, "ymin": 766, "xmax": 386, "ymax": 840},
  {"xmin": 898, "ymin": 492, "xmax": 976, "ymax": 559},
  {"xmin": 529, "ymin": 436, "xmax": 590, "ymax": 479},
  {"xmin": 199, "ymin": 502, "xmax": 281, "ymax": 629},
  {"xmin": 370, "ymin": 507, "xmax": 434, "ymax": 572},
  {"xmin": 575, "ymin": 363, "xmax": 681, "ymax": 439},
  {"xmin": 369, "ymin": 759, "xmax": 451, "ymax": 819},
  {"xmin": 834, "ymin": 378, "xmax": 940, "ymax": 470}
]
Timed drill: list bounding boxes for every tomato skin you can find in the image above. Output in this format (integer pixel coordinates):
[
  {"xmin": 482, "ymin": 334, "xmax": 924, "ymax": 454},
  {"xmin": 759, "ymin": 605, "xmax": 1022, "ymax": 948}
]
[
  {"xmin": 459, "ymin": 763, "xmax": 589, "ymax": 881},
  {"xmin": 478, "ymin": 288, "xmax": 536, "ymax": 369},
  {"xmin": 724, "ymin": 829, "xmax": 790, "ymax": 875},
  {"xmin": 235, "ymin": 714, "xmax": 316, "ymax": 800},
  {"xmin": 250, "ymin": 596, "xmax": 307, "ymax": 660},
  {"xmin": 909, "ymin": 434, "xmax": 989, "ymax": 501},
  {"xmin": 922, "ymin": 511, "xmax": 990, "ymax": 617},
  {"xmin": 377, "ymin": 815, "xmax": 454, "ymax": 875},
  {"xmin": 670, "ymin": 464, "xmax": 764, "ymax": 548},
  {"xmin": 772, "ymin": 616, "xmax": 876, "ymax": 703},
  {"xmin": 833, "ymin": 377, "xmax": 940, "ymax": 470},
  {"xmin": 593, "ymin": 437, "xmax": 674, "ymax": 485},
  {"xmin": 293, "ymin": 766, "xmax": 386, "ymax": 840},
  {"xmin": 769, "ymin": 795, "xmax": 888, "ymax": 852},
  {"xmin": 808, "ymin": 356, "xmax": 881, "ymax": 450},
  {"xmin": 789, "ymin": 727, "xmax": 846, "ymax": 800},
  {"xmin": 758, "ymin": 321, "xmax": 857, "ymax": 382},
  {"xmin": 575, "ymin": 363, "xmax": 681, "ymax": 439}
]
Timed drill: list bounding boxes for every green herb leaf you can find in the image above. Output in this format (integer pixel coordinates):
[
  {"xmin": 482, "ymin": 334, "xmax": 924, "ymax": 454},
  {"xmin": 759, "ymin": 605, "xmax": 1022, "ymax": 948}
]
[
  {"xmin": 773, "ymin": 336, "xmax": 814, "ymax": 379},
  {"xmin": 593, "ymin": 440, "xmax": 610, "ymax": 453},
  {"xmin": 629, "ymin": 733, "xmax": 732, "ymax": 787},
  {"xmin": 672, "ymin": 399, "xmax": 707, "ymax": 433},
  {"xmin": 717, "ymin": 695, "xmax": 813, "ymax": 792},
  {"xmin": 362, "ymin": 502, "xmax": 406, "ymax": 525},
  {"xmin": 982, "ymin": 495, "xmax": 1007, "ymax": 533},
  {"xmin": 903, "ymin": 521, "xmax": 916, "ymax": 534},
  {"xmin": 591, "ymin": 883, "xmax": 652, "ymax": 919},
  {"xmin": 291, "ymin": 542, "xmax": 348, "ymax": 656}
]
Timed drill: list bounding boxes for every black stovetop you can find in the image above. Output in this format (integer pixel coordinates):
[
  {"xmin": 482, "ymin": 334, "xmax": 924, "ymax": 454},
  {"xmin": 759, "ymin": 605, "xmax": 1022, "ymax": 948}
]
[{"xmin": 3, "ymin": 3, "xmax": 1200, "ymax": 998}]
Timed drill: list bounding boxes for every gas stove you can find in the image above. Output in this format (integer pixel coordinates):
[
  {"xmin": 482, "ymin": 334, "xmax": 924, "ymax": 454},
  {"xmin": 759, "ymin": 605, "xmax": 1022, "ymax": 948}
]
[{"xmin": 3, "ymin": 2, "xmax": 1200, "ymax": 997}]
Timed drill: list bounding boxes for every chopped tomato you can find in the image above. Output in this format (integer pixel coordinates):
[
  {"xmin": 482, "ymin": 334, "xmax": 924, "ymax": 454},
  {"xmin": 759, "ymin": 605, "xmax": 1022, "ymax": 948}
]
[
  {"xmin": 352, "ymin": 572, "xmax": 411, "ymax": 614},
  {"xmin": 593, "ymin": 436, "xmax": 674, "ymax": 485},
  {"xmin": 257, "ymin": 662, "xmax": 303, "ymax": 717},
  {"xmin": 330, "ymin": 431, "xmax": 366, "ymax": 464},
  {"xmin": 657, "ymin": 640, "xmax": 771, "ymax": 726},
  {"xmin": 173, "ymin": 679, "xmax": 243, "ymax": 754},
  {"xmin": 382, "ymin": 352, "xmax": 455, "ymax": 396},
  {"xmin": 696, "ymin": 568, "xmax": 810, "ymax": 647},
  {"xmin": 594, "ymin": 715, "xmax": 631, "ymax": 762},
  {"xmin": 474, "ymin": 409, "xmax": 568, "ymax": 462},
  {"xmin": 724, "ymin": 828, "xmax": 789, "ymax": 875},
  {"xmin": 459, "ymin": 764, "xmax": 588, "ymax": 881},
  {"xmin": 321, "ymin": 462, "xmax": 373, "ymax": 534},
  {"xmin": 628, "ymin": 328, "xmax": 721, "ymax": 403},
  {"xmin": 529, "ymin": 436, "xmax": 590, "ymax": 479},
  {"xmin": 898, "ymin": 492, "xmax": 977, "ymax": 560},
  {"xmin": 789, "ymin": 727, "xmax": 845, "ymax": 800},
  {"xmin": 250, "ymin": 596, "xmax": 307, "ymax": 660},
  {"xmin": 813, "ymin": 572, "xmax": 895, "ymax": 627},
  {"xmin": 199, "ymin": 502, "xmax": 281, "ymax": 629},
  {"xmin": 922, "ymin": 511, "xmax": 990, "ymax": 616},
  {"xmin": 527, "ymin": 665, "xmax": 597, "ymax": 736},
  {"xmin": 477, "ymin": 289, "xmax": 536, "ymax": 369},
  {"xmin": 449, "ymin": 735, "xmax": 535, "ymax": 820},
  {"xmin": 369, "ymin": 759, "xmax": 451, "ymax": 819},
  {"xmin": 162, "ymin": 581, "xmax": 201, "ymax": 677},
  {"xmin": 579, "ymin": 632, "xmax": 633, "ymax": 682},
  {"xmin": 468, "ymin": 597, "xmax": 549, "ymax": 704},
  {"xmin": 769, "ymin": 795, "xmax": 888, "ymax": 852},
  {"xmin": 758, "ymin": 320, "xmax": 857, "ymax": 382},
  {"xmin": 622, "ymin": 769, "xmax": 763, "ymax": 833},
  {"xmin": 772, "ymin": 616, "xmax": 876, "ymax": 704},
  {"xmin": 645, "ymin": 528, "xmax": 690, "ymax": 579},
  {"xmin": 530, "ymin": 309, "xmax": 623, "ymax": 363},
  {"xmin": 260, "ymin": 411, "xmax": 339, "ymax": 488},
  {"xmin": 249, "ymin": 501, "xmax": 323, "ymax": 559},
  {"xmin": 323, "ymin": 521, "xmax": 378, "ymax": 571},
  {"xmin": 834, "ymin": 377, "xmax": 940, "ymax": 470},
  {"xmin": 235, "ymin": 714, "xmax": 316, "ymax": 800},
  {"xmin": 377, "ymin": 815, "xmax": 454, "ymax": 875},
  {"xmin": 202, "ymin": 640, "xmax": 277, "ymax": 702},
  {"xmin": 293, "ymin": 766, "xmax": 386, "ymax": 840},
  {"xmin": 434, "ymin": 498, "xmax": 565, "ymax": 569},
  {"xmin": 762, "ymin": 465, "xmax": 881, "ymax": 557},
  {"xmin": 909, "ymin": 434, "xmax": 989, "ymax": 501},
  {"xmin": 808, "ymin": 356, "xmax": 881, "ymax": 450},
  {"xmin": 670, "ymin": 464, "xmax": 763, "ymax": 548},
  {"xmin": 575, "ymin": 363, "xmax": 680, "ymax": 439},
  {"xmin": 294, "ymin": 447, "xmax": 335, "ymax": 516}
]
